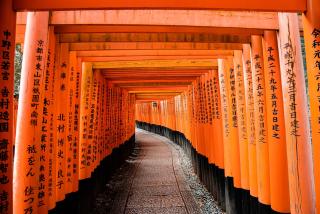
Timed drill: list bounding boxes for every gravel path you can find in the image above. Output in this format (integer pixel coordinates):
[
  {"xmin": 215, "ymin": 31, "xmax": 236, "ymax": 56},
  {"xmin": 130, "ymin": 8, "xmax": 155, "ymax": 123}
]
[
  {"xmin": 151, "ymin": 132, "xmax": 224, "ymax": 214},
  {"xmin": 91, "ymin": 129, "xmax": 224, "ymax": 214}
]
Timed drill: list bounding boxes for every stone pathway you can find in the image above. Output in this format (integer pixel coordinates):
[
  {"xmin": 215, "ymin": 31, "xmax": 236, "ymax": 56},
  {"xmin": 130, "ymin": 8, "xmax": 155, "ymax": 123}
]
[{"xmin": 92, "ymin": 129, "xmax": 205, "ymax": 213}]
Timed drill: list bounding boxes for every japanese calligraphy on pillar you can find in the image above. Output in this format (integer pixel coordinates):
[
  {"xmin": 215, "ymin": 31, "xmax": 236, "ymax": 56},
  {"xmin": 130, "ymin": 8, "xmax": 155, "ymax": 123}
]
[
  {"xmin": 253, "ymin": 50, "xmax": 267, "ymax": 143},
  {"xmin": 218, "ymin": 59, "xmax": 232, "ymax": 177},
  {"xmin": 207, "ymin": 75, "xmax": 213, "ymax": 124},
  {"xmin": 243, "ymin": 56, "xmax": 255, "ymax": 145},
  {"xmin": 47, "ymin": 41, "xmax": 56, "ymax": 209},
  {"xmin": 243, "ymin": 44, "xmax": 258, "ymax": 197},
  {"xmin": 87, "ymin": 72, "xmax": 97, "ymax": 170},
  {"xmin": 303, "ymin": 7, "xmax": 320, "ymax": 212},
  {"xmin": 212, "ymin": 70, "xmax": 224, "ymax": 169},
  {"xmin": 279, "ymin": 12, "xmax": 315, "ymax": 213},
  {"xmin": 234, "ymin": 52, "xmax": 247, "ymax": 141},
  {"xmin": 234, "ymin": 50, "xmax": 249, "ymax": 190},
  {"xmin": 266, "ymin": 46, "xmax": 280, "ymax": 139},
  {"xmin": 25, "ymin": 39, "xmax": 47, "ymax": 213},
  {"xmin": 213, "ymin": 73, "xmax": 221, "ymax": 120},
  {"xmin": 219, "ymin": 63, "xmax": 230, "ymax": 139},
  {"xmin": 65, "ymin": 53, "xmax": 76, "ymax": 193},
  {"xmin": 38, "ymin": 38, "xmax": 51, "ymax": 210},
  {"xmin": 0, "ymin": 19, "xmax": 14, "ymax": 214},
  {"xmin": 309, "ymin": 28, "xmax": 320, "ymax": 133},
  {"xmin": 229, "ymin": 68, "xmax": 238, "ymax": 129},
  {"xmin": 72, "ymin": 57, "xmax": 81, "ymax": 192},
  {"xmin": 79, "ymin": 63, "xmax": 92, "ymax": 179},
  {"xmin": 55, "ymin": 44, "xmax": 69, "ymax": 200},
  {"xmin": 283, "ymin": 39, "xmax": 300, "ymax": 137}
]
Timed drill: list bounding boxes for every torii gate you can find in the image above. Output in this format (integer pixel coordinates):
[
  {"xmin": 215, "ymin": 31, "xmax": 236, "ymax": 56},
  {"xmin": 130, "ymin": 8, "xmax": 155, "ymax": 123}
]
[{"xmin": 0, "ymin": 0, "xmax": 320, "ymax": 214}]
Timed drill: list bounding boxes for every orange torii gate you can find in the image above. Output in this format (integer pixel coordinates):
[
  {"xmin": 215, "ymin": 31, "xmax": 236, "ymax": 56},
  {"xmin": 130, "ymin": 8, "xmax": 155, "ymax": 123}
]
[{"xmin": 0, "ymin": 0, "xmax": 320, "ymax": 213}]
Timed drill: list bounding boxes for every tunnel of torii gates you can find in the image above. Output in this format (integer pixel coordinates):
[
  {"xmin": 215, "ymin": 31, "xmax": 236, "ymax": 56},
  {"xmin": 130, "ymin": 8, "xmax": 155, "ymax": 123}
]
[{"xmin": 0, "ymin": 0, "xmax": 320, "ymax": 214}]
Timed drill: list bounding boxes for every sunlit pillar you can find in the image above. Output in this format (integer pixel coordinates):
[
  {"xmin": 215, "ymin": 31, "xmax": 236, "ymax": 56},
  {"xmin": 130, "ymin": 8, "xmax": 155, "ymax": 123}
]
[
  {"xmin": 302, "ymin": 0, "xmax": 320, "ymax": 212},
  {"xmin": 14, "ymin": 11, "xmax": 49, "ymax": 214},
  {"xmin": 233, "ymin": 50, "xmax": 250, "ymax": 193},
  {"xmin": 263, "ymin": 30, "xmax": 290, "ymax": 213},
  {"xmin": 278, "ymin": 12, "xmax": 316, "ymax": 214},
  {"xmin": 54, "ymin": 43, "xmax": 70, "ymax": 202},
  {"xmin": 251, "ymin": 35, "xmax": 270, "ymax": 209},
  {"xmin": 42, "ymin": 26, "xmax": 56, "ymax": 211},
  {"xmin": 242, "ymin": 44, "xmax": 259, "ymax": 209}
]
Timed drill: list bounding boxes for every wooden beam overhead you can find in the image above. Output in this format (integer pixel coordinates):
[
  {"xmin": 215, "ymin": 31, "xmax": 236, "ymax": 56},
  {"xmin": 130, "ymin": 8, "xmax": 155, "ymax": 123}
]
[
  {"xmin": 101, "ymin": 69, "xmax": 210, "ymax": 74},
  {"xmin": 103, "ymin": 76, "xmax": 198, "ymax": 81},
  {"xmin": 81, "ymin": 55, "xmax": 227, "ymax": 62},
  {"xmin": 135, "ymin": 93, "xmax": 182, "ymax": 98},
  {"xmin": 114, "ymin": 82, "xmax": 191, "ymax": 87},
  {"xmin": 70, "ymin": 42, "xmax": 243, "ymax": 51},
  {"xmin": 13, "ymin": 1, "xmax": 305, "ymax": 12},
  {"xmin": 16, "ymin": 11, "xmax": 279, "ymax": 29},
  {"xmin": 128, "ymin": 87, "xmax": 187, "ymax": 93},
  {"xmin": 53, "ymin": 25, "xmax": 265, "ymax": 34},
  {"xmin": 76, "ymin": 50, "xmax": 234, "ymax": 57},
  {"xmin": 110, "ymin": 79, "xmax": 194, "ymax": 84},
  {"xmin": 59, "ymin": 32, "xmax": 250, "ymax": 43},
  {"xmin": 93, "ymin": 59, "xmax": 217, "ymax": 69},
  {"xmin": 135, "ymin": 96, "xmax": 179, "ymax": 101},
  {"xmin": 135, "ymin": 92, "xmax": 182, "ymax": 95}
]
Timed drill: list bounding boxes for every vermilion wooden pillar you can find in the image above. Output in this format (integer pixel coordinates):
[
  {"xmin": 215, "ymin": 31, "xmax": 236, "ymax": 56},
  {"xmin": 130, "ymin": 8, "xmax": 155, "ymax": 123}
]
[
  {"xmin": 91, "ymin": 69, "xmax": 101, "ymax": 171},
  {"xmin": 278, "ymin": 12, "xmax": 316, "ymax": 214},
  {"xmin": 40, "ymin": 26, "xmax": 56, "ymax": 212},
  {"xmin": 45, "ymin": 27, "xmax": 57, "ymax": 211},
  {"xmin": 251, "ymin": 35, "xmax": 270, "ymax": 207},
  {"xmin": 233, "ymin": 50, "xmax": 249, "ymax": 192},
  {"xmin": 71, "ymin": 54, "xmax": 81, "ymax": 193},
  {"xmin": 218, "ymin": 59, "xmax": 232, "ymax": 179},
  {"xmin": 263, "ymin": 30, "xmax": 290, "ymax": 213},
  {"xmin": 13, "ymin": 11, "xmax": 49, "ymax": 214},
  {"xmin": 79, "ymin": 62, "xmax": 93, "ymax": 180},
  {"xmin": 302, "ymin": 0, "xmax": 320, "ymax": 212},
  {"xmin": 64, "ymin": 51, "xmax": 78, "ymax": 194},
  {"xmin": 55, "ymin": 43, "xmax": 70, "ymax": 202},
  {"xmin": 193, "ymin": 78, "xmax": 200, "ymax": 154},
  {"xmin": 211, "ymin": 70, "xmax": 224, "ymax": 170},
  {"xmin": 227, "ymin": 59, "xmax": 241, "ymax": 190},
  {"xmin": 205, "ymin": 72, "xmax": 216, "ymax": 166},
  {"xmin": 243, "ymin": 44, "xmax": 258, "ymax": 200},
  {"xmin": 0, "ymin": 0, "xmax": 15, "ymax": 213}
]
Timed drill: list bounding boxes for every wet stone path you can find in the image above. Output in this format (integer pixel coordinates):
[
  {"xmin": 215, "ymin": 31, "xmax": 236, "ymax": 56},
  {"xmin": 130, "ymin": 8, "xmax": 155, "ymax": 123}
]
[{"xmin": 92, "ymin": 129, "xmax": 222, "ymax": 214}]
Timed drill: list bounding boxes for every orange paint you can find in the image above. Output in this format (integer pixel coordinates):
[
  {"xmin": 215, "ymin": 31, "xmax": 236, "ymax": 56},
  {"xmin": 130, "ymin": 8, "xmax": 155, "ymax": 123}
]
[
  {"xmin": 211, "ymin": 70, "xmax": 224, "ymax": 169},
  {"xmin": 205, "ymin": 73, "xmax": 216, "ymax": 165},
  {"xmin": 0, "ymin": 0, "xmax": 15, "ymax": 213},
  {"xmin": 278, "ymin": 12, "xmax": 316, "ymax": 214},
  {"xmin": 263, "ymin": 30, "xmax": 290, "ymax": 213},
  {"xmin": 226, "ymin": 58, "xmax": 241, "ymax": 189},
  {"xmin": 46, "ymin": 27, "xmax": 57, "ymax": 210},
  {"xmin": 242, "ymin": 44, "xmax": 258, "ymax": 198},
  {"xmin": 13, "ymin": 2, "xmax": 305, "ymax": 14},
  {"xmin": 55, "ymin": 43, "xmax": 70, "ymax": 202},
  {"xmin": 64, "ymin": 51, "xmax": 79, "ymax": 194},
  {"xmin": 233, "ymin": 50, "xmax": 249, "ymax": 190},
  {"xmin": 251, "ymin": 35, "xmax": 270, "ymax": 205},
  {"xmin": 39, "ymin": 26, "xmax": 55, "ymax": 212},
  {"xmin": 218, "ymin": 59, "xmax": 232, "ymax": 178},
  {"xmin": 13, "ymin": 11, "xmax": 49, "ymax": 214},
  {"xmin": 303, "ymin": 0, "xmax": 320, "ymax": 211},
  {"xmin": 79, "ymin": 62, "xmax": 93, "ymax": 180}
]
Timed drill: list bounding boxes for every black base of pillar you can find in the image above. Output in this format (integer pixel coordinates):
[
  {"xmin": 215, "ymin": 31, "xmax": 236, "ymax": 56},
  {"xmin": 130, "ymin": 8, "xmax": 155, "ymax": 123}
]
[{"xmin": 49, "ymin": 135, "xmax": 135, "ymax": 214}]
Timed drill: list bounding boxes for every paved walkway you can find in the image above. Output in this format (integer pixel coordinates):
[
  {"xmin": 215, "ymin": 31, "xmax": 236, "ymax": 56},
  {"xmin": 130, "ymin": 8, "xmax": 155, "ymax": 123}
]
[{"xmin": 106, "ymin": 129, "xmax": 201, "ymax": 214}]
